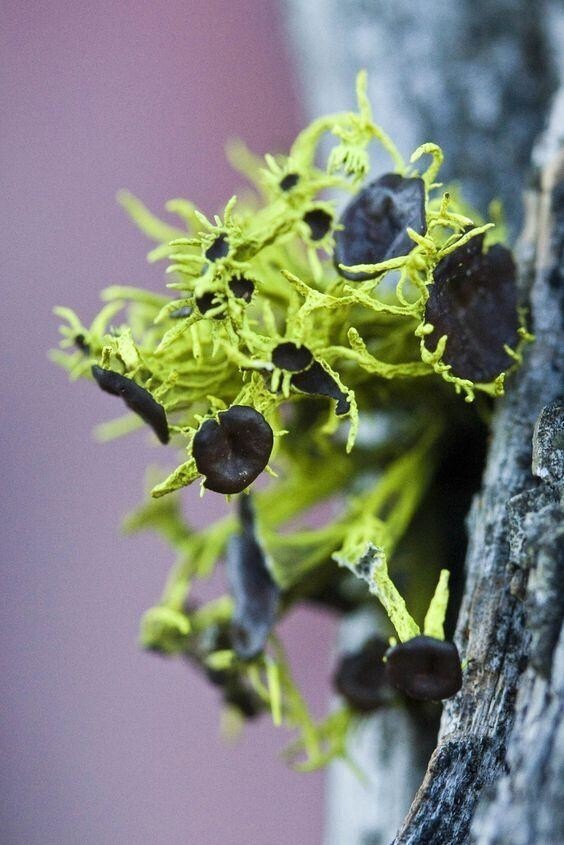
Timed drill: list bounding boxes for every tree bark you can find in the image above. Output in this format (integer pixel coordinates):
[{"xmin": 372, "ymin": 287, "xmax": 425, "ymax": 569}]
[
  {"xmin": 392, "ymin": 151, "xmax": 564, "ymax": 845},
  {"xmin": 326, "ymin": 143, "xmax": 564, "ymax": 845},
  {"xmin": 283, "ymin": 4, "xmax": 564, "ymax": 842},
  {"xmin": 284, "ymin": 0, "xmax": 560, "ymax": 233}
]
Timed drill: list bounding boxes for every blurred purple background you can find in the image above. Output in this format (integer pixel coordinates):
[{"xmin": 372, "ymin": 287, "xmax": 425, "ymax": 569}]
[{"xmin": 2, "ymin": 3, "xmax": 338, "ymax": 843}]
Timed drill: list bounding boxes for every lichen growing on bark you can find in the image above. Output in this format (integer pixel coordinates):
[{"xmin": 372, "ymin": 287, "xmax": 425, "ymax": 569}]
[{"xmin": 52, "ymin": 72, "xmax": 527, "ymax": 770}]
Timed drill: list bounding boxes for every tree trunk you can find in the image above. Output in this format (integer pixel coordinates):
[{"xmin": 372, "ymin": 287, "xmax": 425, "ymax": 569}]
[
  {"xmin": 392, "ymin": 143, "xmax": 564, "ymax": 845},
  {"xmin": 284, "ymin": 0, "xmax": 561, "ymax": 232},
  {"xmin": 283, "ymin": 3, "xmax": 564, "ymax": 842}
]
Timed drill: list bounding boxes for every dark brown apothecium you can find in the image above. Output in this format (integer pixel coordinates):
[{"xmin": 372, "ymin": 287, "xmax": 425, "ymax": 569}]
[
  {"xmin": 192, "ymin": 405, "xmax": 274, "ymax": 494},
  {"xmin": 334, "ymin": 173, "xmax": 426, "ymax": 281},
  {"xmin": 204, "ymin": 233, "xmax": 230, "ymax": 261},
  {"xmin": 228, "ymin": 276, "xmax": 255, "ymax": 302},
  {"xmin": 91, "ymin": 365, "xmax": 169, "ymax": 444},
  {"xmin": 195, "ymin": 291, "xmax": 224, "ymax": 318},
  {"xmin": 291, "ymin": 361, "xmax": 350, "ymax": 415},
  {"xmin": 187, "ymin": 623, "xmax": 265, "ymax": 720},
  {"xmin": 334, "ymin": 636, "xmax": 393, "ymax": 712},
  {"xmin": 74, "ymin": 333, "xmax": 90, "ymax": 353},
  {"xmin": 272, "ymin": 341, "xmax": 313, "ymax": 372},
  {"xmin": 425, "ymin": 233, "xmax": 520, "ymax": 383},
  {"xmin": 385, "ymin": 635, "xmax": 462, "ymax": 701},
  {"xmin": 303, "ymin": 208, "xmax": 333, "ymax": 241},
  {"xmin": 269, "ymin": 342, "xmax": 349, "ymax": 414},
  {"xmin": 226, "ymin": 495, "xmax": 279, "ymax": 661},
  {"xmin": 279, "ymin": 172, "xmax": 299, "ymax": 191}
]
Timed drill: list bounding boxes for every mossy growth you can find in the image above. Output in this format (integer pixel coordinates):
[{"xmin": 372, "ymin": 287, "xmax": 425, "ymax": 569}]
[{"xmin": 52, "ymin": 71, "xmax": 529, "ymax": 771}]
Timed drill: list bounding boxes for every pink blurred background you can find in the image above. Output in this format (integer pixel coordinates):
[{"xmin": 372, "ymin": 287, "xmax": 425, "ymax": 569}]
[{"xmin": 2, "ymin": 3, "xmax": 338, "ymax": 843}]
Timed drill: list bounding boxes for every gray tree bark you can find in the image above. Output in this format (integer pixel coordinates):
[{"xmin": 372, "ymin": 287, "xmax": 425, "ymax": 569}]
[
  {"xmin": 283, "ymin": 3, "xmax": 564, "ymax": 842},
  {"xmin": 392, "ymin": 144, "xmax": 564, "ymax": 845},
  {"xmin": 285, "ymin": 0, "xmax": 562, "ymax": 232}
]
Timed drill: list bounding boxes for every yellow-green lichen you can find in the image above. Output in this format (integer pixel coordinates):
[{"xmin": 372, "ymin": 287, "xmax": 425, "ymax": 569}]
[{"xmin": 52, "ymin": 71, "xmax": 525, "ymax": 771}]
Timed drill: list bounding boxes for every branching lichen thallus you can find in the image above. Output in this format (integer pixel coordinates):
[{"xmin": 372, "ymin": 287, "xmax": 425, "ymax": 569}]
[{"xmin": 53, "ymin": 71, "xmax": 529, "ymax": 770}]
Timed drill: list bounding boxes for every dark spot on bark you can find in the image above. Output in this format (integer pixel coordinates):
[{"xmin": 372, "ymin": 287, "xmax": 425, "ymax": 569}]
[
  {"xmin": 425, "ymin": 235, "xmax": 520, "ymax": 382},
  {"xmin": 334, "ymin": 173, "xmax": 426, "ymax": 280},
  {"xmin": 205, "ymin": 233, "xmax": 230, "ymax": 261},
  {"xmin": 291, "ymin": 361, "xmax": 350, "ymax": 415},
  {"xmin": 192, "ymin": 405, "xmax": 274, "ymax": 494},
  {"xmin": 385, "ymin": 635, "xmax": 462, "ymax": 701},
  {"xmin": 304, "ymin": 208, "xmax": 333, "ymax": 241},
  {"xmin": 91, "ymin": 365, "xmax": 169, "ymax": 444},
  {"xmin": 334, "ymin": 636, "xmax": 393, "ymax": 712},
  {"xmin": 279, "ymin": 172, "xmax": 299, "ymax": 191},
  {"xmin": 272, "ymin": 341, "xmax": 313, "ymax": 372}
]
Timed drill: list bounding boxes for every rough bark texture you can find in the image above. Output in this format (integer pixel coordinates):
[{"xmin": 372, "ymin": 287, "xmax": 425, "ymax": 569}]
[
  {"xmin": 394, "ymin": 153, "xmax": 564, "ymax": 844},
  {"xmin": 284, "ymin": 4, "xmax": 564, "ymax": 841},
  {"xmin": 285, "ymin": 0, "xmax": 561, "ymax": 232},
  {"xmin": 472, "ymin": 404, "xmax": 564, "ymax": 845},
  {"xmin": 325, "ymin": 148, "xmax": 564, "ymax": 845}
]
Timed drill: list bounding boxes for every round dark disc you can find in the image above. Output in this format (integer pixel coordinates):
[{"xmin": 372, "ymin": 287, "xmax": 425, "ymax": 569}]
[
  {"xmin": 228, "ymin": 276, "xmax": 255, "ymax": 302},
  {"xmin": 333, "ymin": 636, "xmax": 392, "ymax": 712},
  {"xmin": 385, "ymin": 635, "xmax": 462, "ymax": 701},
  {"xmin": 272, "ymin": 341, "xmax": 313, "ymax": 372},
  {"xmin": 195, "ymin": 291, "xmax": 224, "ymax": 318},
  {"xmin": 193, "ymin": 405, "xmax": 274, "ymax": 494},
  {"xmin": 334, "ymin": 173, "xmax": 426, "ymax": 281},
  {"xmin": 425, "ymin": 236, "xmax": 519, "ymax": 382},
  {"xmin": 204, "ymin": 233, "xmax": 230, "ymax": 261},
  {"xmin": 279, "ymin": 172, "xmax": 299, "ymax": 191},
  {"xmin": 303, "ymin": 208, "xmax": 333, "ymax": 241}
]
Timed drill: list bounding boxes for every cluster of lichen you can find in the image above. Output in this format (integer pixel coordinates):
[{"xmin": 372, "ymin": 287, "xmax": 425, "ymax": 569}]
[{"xmin": 53, "ymin": 72, "xmax": 526, "ymax": 770}]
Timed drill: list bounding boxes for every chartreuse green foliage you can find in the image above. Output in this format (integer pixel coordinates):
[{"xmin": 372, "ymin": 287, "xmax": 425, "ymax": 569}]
[{"xmin": 53, "ymin": 71, "xmax": 524, "ymax": 771}]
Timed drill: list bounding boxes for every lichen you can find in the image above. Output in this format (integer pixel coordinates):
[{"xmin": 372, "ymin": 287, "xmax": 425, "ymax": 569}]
[{"xmin": 52, "ymin": 71, "xmax": 526, "ymax": 771}]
